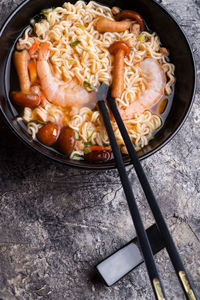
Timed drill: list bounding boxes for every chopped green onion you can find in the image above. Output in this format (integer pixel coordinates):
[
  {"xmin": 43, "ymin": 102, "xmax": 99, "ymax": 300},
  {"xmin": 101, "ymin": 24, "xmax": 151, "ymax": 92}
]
[
  {"xmin": 73, "ymin": 153, "xmax": 81, "ymax": 158},
  {"xmin": 137, "ymin": 33, "xmax": 146, "ymax": 42},
  {"xmin": 87, "ymin": 129, "xmax": 94, "ymax": 139},
  {"xmin": 30, "ymin": 119, "xmax": 48, "ymax": 125},
  {"xmin": 75, "ymin": 132, "xmax": 79, "ymax": 140},
  {"xmin": 103, "ymin": 143, "xmax": 110, "ymax": 147},
  {"xmin": 70, "ymin": 40, "xmax": 81, "ymax": 47},
  {"xmin": 41, "ymin": 9, "xmax": 51, "ymax": 17},
  {"xmin": 79, "ymin": 25, "xmax": 85, "ymax": 30},
  {"xmin": 149, "ymin": 136, "xmax": 155, "ymax": 141},
  {"xmin": 84, "ymin": 142, "xmax": 91, "ymax": 147},
  {"xmin": 83, "ymin": 81, "xmax": 97, "ymax": 91},
  {"xmin": 68, "ymin": 59, "xmax": 74, "ymax": 64},
  {"xmin": 49, "ymin": 109, "xmax": 54, "ymax": 116}
]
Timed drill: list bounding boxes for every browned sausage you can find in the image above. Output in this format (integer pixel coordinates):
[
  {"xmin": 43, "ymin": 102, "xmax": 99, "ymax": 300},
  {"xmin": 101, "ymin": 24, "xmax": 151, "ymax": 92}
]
[
  {"xmin": 14, "ymin": 50, "xmax": 31, "ymax": 93},
  {"xmin": 96, "ymin": 17, "xmax": 132, "ymax": 33},
  {"xmin": 115, "ymin": 10, "xmax": 145, "ymax": 31},
  {"xmin": 10, "ymin": 92, "xmax": 40, "ymax": 108},
  {"xmin": 57, "ymin": 127, "xmax": 75, "ymax": 156},
  {"xmin": 108, "ymin": 41, "xmax": 130, "ymax": 98},
  {"xmin": 37, "ymin": 123, "xmax": 59, "ymax": 146},
  {"xmin": 84, "ymin": 150, "xmax": 112, "ymax": 162}
]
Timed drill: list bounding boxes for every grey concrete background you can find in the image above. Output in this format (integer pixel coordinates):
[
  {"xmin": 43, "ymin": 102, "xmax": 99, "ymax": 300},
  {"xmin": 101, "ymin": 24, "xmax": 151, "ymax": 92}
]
[{"xmin": 0, "ymin": 0, "xmax": 199, "ymax": 299}]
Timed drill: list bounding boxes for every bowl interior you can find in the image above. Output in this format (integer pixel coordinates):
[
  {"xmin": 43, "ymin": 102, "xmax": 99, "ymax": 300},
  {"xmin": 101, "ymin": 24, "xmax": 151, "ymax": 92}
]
[{"xmin": 0, "ymin": 0, "xmax": 196, "ymax": 169}]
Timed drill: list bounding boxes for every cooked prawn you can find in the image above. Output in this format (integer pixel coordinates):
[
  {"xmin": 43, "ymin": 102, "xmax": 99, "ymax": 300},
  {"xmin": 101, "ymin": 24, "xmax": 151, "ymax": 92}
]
[
  {"xmin": 36, "ymin": 42, "xmax": 96, "ymax": 108},
  {"xmin": 119, "ymin": 58, "xmax": 166, "ymax": 120}
]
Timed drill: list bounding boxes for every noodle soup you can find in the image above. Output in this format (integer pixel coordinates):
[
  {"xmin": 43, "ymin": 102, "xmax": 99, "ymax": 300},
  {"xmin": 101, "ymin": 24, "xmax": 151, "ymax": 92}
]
[{"xmin": 10, "ymin": 1, "xmax": 175, "ymax": 162}]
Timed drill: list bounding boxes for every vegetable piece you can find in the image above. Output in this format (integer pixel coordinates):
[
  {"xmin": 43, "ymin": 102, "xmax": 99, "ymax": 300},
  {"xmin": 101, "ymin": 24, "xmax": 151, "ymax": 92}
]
[
  {"xmin": 83, "ymin": 81, "xmax": 97, "ymax": 91},
  {"xmin": 70, "ymin": 40, "xmax": 81, "ymax": 47},
  {"xmin": 37, "ymin": 122, "xmax": 59, "ymax": 146},
  {"xmin": 87, "ymin": 129, "xmax": 94, "ymax": 139},
  {"xmin": 57, "ymin": 127, "xmax": 75, "ymax": 156},
  {"xmin": 10, "ymin": 92, "xmax": 40, "ymax": 108},
  {"xmin": 79, "ymin": 25, "xmax": 85, "ymax": 30},
  {"xmin": 31, "ymin": 119, "xmax": 48, "ymax": 125},
  {"xmin": 14, "ymin": 50, "xmax": 31, "ymax": 93},
  {"xmin": 74, "ymin": 132, "xmax": 79, "ymax": 140},
  {"xmin": 68, "ymin": 59, "xmax": 74, "ymax": 64},
  {"xmin": 73, "ymin": 153, "xmax": 81, "ymax": 158},
  {"xmin": 28, "ymin": 60, "xmax": 37, "ymax": 83},
  {"xmin": 29, "ymin": 41, "xmax": 39, "ymax": 58},
  {"xmin": 137, "ymin": 33, "xmax": 145, "ymax": 42},
  {"xmin": 84, "ymin": 150, "xmax": 112, "ymax": 162},
  {"xmin": 84, "ymin": 142, "xmax": 92, "ymax": 147},
  {"xmin": 41, "ymin": 8, "xmax": 53, "ymax": 17},
  {"xmin": 149, "ymin": 136, "xmax": 155, "ymax": 141}
]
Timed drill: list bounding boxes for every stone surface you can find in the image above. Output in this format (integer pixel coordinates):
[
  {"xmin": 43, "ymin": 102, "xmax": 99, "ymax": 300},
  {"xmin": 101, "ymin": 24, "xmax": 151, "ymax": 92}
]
[{"xmin": 0, "ymin": 0, "xmax": 200, "ymax": 299}]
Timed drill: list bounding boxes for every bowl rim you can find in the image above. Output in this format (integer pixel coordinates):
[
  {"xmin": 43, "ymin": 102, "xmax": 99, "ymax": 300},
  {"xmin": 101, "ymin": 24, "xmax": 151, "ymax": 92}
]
[{"xmin": 0, "ymin": 0, "xmax": 197, "ymax": 170}]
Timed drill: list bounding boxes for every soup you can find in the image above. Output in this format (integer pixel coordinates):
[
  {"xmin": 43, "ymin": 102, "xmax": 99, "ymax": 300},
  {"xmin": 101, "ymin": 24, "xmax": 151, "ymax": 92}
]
[{"xmin": 10, "ymin": 1, "xmax": 175, "ymax": 162}]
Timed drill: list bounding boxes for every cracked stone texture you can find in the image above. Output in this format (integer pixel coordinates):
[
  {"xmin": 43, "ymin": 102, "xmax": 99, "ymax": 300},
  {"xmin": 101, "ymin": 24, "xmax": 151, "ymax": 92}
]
[{"xmin": 0, "ymin": 0, "xmax": 200, "ymax": 299}]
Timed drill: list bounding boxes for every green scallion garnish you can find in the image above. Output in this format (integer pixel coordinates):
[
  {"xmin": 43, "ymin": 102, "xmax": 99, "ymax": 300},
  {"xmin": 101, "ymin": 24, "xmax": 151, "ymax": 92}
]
[
  {"xmin": 68, "ymin": 59, "xmax": 74, "ymax": 64},
  {"xmin": 73, "ymin": 153, "xmax": 81, "ymax": 158},
  {"xmin": 84, "ymin": 142, "xmax": 91, "ymax": 147},
  {"xmin": 75, "ymin": 132, "xmax": 79, "ymax": 140},
  {"xmin": 83, "ymin": 81, "xmax": 97, "ymax": 91},
  {"xmin": 79, "ymin": 25, "xmax": 85, "ymax": 31},
  {"xmin": 70, "ymin": 40, "xmax": 81, "ymax": 47},
  {"xmin": 87, "ymin": 129, "xmax": 94, "ymax": 139},
  {"xmin": 149, "ymin": 136, "xmax": 155, "ymax": 141},
  {"xmin": 31, "ymin": 120, "xmax": 48, "ymax": 125},
  {"xmin": 137, "ymin": 33, "xmax": 146, "ymax": 42}
]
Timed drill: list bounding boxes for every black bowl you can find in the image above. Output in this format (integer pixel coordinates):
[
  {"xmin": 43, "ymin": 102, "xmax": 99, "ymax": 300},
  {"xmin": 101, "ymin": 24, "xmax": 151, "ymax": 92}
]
[{"xmin": 0, "ymin": 0, "xmax": 196, "ymax": 169}]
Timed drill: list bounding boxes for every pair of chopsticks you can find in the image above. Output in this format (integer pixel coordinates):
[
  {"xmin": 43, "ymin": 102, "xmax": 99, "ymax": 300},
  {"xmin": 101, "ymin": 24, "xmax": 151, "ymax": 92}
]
[{"xmin": 97, "ymin": 83, "xmax": 198, "ymax": 300}]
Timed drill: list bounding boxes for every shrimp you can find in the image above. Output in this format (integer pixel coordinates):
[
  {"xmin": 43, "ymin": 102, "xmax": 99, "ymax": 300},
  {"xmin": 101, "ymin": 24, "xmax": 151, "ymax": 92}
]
[
  {"xmin": 36, "ymin": 42, "xmax": 96, "ymax": 108},
  {"xmin": 119, "ymin": 58, "xmax": 166, "ymax": 120}
]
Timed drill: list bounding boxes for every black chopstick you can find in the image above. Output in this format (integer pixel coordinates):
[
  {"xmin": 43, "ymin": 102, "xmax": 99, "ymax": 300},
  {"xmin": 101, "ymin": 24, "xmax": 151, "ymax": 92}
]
[
  {"xmin": 106, "ymin": 90, "xmax": 198, "ymax": 300},
  {"xmin": 97, "ymin": 98, "xmax": 167, "ymax": 300}
]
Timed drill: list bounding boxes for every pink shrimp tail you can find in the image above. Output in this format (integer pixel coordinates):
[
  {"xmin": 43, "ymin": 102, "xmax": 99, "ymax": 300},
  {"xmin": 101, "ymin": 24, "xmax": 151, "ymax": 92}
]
[{"xmin": 38, "ymin": 42, "xmax": 50, "ymax": 61}]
